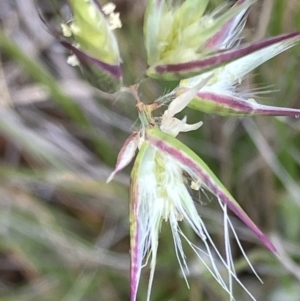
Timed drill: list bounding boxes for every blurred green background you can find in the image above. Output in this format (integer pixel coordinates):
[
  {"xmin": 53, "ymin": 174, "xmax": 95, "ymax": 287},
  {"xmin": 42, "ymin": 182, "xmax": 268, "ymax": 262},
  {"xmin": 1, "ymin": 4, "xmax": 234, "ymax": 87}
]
[{"xmin": 1, "ymin": 0, "xmax": 300, "ymax": 300}]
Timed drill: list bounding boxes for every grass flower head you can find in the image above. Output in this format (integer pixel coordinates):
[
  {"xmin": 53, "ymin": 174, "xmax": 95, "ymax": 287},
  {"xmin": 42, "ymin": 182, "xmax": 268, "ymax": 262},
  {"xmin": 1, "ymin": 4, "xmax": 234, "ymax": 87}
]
[
  {"xmin": 144, "ymin": 0, "xmax": 255, "ymax": 79},
  {"xmin": 108, "ymin": 83, "xmax": 276, "ymax": 301},
  {"xmin": 37, "ymin": 0, "xmax": 123, "ymax": 92},
  {"xmin": 180, "ymin": 32, "xmax": 300, "ymax": 116}
]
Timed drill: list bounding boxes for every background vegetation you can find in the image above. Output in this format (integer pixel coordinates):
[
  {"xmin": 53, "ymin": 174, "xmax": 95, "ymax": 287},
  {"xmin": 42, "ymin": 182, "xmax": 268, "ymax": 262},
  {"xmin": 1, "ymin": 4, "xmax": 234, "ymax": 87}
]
[{"xmin": 1, "ymin": 0, "xmax": 300, "ymax": 300}]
